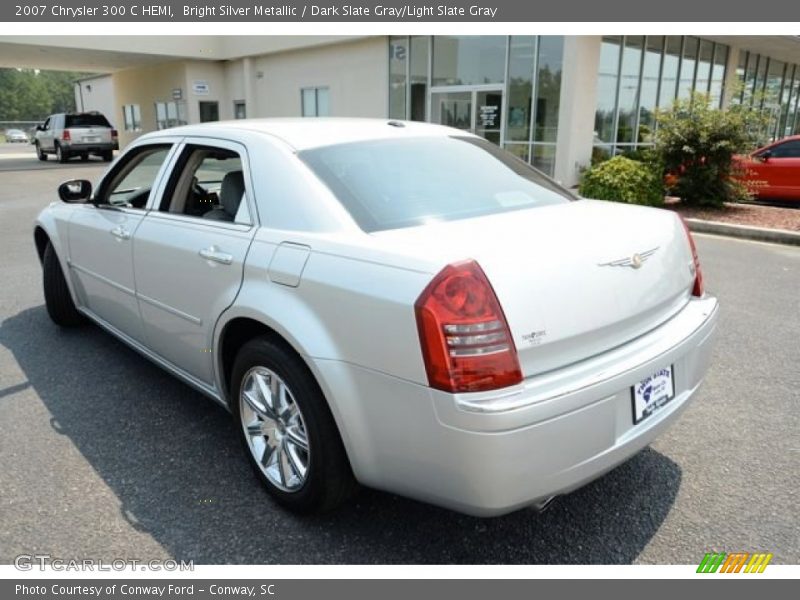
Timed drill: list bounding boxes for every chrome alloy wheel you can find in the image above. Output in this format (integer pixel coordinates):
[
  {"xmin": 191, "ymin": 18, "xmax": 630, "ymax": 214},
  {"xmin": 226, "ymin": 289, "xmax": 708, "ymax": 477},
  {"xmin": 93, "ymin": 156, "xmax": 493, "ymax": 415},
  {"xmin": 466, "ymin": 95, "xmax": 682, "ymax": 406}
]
[{"xmin": 239, "ymin": 366, "xmax": 310, "ymax": 492}]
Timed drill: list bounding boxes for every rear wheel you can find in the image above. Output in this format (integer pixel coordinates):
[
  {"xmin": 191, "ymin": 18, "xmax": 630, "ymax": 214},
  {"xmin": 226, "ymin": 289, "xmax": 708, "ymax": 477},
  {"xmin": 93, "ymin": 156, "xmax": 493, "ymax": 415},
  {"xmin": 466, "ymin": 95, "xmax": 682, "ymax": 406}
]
[
  {"xmin": 55, "ymin": 143, "xmax": 68, "ymax": 163},
  {"xmin": 231, "ymin": 336, "xmax": 356, "ymax": 513},
  {"xmin": 36, "ymin": 142, "xmax": 47, "ymax": 161},
  {"xmin": 43, "ymin": 243, "xmax": 85, "ymax": 327},
  {"xmin": 101, "ymin": 150, "xmax": 113, "ymax": 162}
]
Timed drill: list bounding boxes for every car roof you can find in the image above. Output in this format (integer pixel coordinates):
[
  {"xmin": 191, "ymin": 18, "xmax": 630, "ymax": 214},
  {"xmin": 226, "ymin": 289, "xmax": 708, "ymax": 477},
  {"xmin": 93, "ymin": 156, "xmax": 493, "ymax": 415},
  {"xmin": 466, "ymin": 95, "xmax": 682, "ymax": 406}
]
[{"xmin": 140, "ymin": 118, "xmax": 476, "ymax": 151}]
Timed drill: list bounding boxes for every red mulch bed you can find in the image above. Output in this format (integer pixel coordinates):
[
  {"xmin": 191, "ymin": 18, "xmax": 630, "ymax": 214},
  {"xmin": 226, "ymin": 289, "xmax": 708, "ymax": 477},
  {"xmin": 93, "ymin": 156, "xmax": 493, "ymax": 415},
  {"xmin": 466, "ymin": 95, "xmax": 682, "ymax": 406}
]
[{"xmin": 663, "ymin": 198, "xmax": 800, "ymax": 232}]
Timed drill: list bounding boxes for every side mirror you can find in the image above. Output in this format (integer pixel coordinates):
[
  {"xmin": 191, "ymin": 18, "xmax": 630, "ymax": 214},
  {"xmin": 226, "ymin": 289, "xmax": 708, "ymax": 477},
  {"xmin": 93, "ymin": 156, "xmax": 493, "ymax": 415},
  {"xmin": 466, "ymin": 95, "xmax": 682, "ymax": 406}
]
[
  {"xmin": 58, "ymin": 179, "xmax": 92, "ymax": 203},
  {"xmin": 36, "ymin": 125, "xmax": 44, "ymax": 132},
  {"xmin": 760, "ymin": 150, "xmax": 772, "ymax": 162}
]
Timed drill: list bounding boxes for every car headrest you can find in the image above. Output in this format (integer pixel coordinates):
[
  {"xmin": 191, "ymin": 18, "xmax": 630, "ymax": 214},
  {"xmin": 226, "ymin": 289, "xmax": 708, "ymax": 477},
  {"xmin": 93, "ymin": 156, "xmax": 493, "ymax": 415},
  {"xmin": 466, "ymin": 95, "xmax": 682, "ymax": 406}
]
[{"xmin": 220, "ymin": 170, "xmax": 245, "ymax": 217}]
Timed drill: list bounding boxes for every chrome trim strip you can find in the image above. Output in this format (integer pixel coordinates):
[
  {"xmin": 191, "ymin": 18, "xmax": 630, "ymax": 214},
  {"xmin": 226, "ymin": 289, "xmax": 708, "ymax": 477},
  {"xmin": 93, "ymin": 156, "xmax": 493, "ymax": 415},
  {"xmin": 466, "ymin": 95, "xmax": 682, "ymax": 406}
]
[
  {"xmin": 444, "ymin": 320, "xmax": 502, "ymax": 334},
  {"xmin": 69, "ymin": 263, "xmax": 135, "ymax": 297},
  {"xmin": 136, "ymin": 292, "xmax": 203, "ymax": 325},
  {"xmin": 449, "ymin": 343, "xmax": 509, "ymax": 357}
]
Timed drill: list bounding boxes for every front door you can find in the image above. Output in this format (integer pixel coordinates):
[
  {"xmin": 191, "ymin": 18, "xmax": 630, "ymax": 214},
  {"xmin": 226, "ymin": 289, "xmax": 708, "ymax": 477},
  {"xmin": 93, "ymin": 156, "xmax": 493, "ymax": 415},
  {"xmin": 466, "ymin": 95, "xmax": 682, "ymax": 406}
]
[
  {"xmin": 67, "ymin": 143, "xmax": 175, "ymax": 342},
  {"xmin": 431, "ymin": 87, "xmax": 504, "ymax": 145}
]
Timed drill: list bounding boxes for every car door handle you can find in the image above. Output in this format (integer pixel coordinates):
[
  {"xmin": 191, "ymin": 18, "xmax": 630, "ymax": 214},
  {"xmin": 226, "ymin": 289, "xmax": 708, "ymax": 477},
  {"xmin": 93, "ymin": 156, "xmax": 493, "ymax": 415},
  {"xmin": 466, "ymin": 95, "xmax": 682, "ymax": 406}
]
[
  {"xmin": 110, "ymin": 226, "xmax": 131, "ymax": 240},
  {"xmin": 199, "ymin": 245, "xmax": 233, "ymax": 265}
]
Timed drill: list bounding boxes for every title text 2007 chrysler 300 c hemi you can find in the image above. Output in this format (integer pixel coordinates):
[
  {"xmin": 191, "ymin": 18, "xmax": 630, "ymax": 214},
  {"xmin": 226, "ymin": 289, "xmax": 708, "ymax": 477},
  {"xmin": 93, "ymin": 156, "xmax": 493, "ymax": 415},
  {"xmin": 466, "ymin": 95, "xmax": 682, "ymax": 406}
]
[{"xmin": 34, "ymin": 119, "xmax": 718, "ymax": 516}]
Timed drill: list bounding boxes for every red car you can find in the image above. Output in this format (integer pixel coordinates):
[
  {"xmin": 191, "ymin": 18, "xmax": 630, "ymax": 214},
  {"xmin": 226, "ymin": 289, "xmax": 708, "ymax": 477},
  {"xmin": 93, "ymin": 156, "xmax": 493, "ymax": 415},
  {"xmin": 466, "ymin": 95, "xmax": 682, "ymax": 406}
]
[{"xmin": 735, "ymin": 135, "xmax": 800, "ymax": 201}]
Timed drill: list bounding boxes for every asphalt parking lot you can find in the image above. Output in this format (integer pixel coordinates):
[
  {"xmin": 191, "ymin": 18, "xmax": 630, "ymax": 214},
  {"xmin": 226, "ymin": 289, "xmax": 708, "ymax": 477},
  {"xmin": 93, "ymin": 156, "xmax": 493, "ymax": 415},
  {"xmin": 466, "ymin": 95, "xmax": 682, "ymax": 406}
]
[{"xmin": 0, "ymin": 142, "xmax": 798, "ymax": 565}]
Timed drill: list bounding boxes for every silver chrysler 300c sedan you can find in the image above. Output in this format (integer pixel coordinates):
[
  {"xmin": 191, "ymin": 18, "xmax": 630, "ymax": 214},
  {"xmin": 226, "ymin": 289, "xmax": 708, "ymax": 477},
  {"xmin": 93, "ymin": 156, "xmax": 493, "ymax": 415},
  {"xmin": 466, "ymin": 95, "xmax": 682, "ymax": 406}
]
[{"xmin": 34, "ymin": 119, "xmax": 718, "ymax": 516}]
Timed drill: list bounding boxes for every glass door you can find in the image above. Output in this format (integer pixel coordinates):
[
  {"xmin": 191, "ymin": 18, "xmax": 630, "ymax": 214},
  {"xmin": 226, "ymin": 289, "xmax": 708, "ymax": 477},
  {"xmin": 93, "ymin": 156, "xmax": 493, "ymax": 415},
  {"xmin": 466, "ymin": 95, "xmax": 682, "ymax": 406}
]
[{"xmin": 430, "ymin": 87, "xmax": 504, "ymax": 144}]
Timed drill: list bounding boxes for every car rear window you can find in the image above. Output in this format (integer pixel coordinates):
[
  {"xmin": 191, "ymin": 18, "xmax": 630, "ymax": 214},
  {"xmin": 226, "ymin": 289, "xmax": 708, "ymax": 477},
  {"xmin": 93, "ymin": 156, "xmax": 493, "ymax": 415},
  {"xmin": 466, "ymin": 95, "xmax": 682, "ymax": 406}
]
[
  {"xmin": 65, "ymin": 114, "xmax": 111, "ymax": 128},
  {"xmin": 299, "ymin": 136, "xmax": 573, "ymax": 232}
]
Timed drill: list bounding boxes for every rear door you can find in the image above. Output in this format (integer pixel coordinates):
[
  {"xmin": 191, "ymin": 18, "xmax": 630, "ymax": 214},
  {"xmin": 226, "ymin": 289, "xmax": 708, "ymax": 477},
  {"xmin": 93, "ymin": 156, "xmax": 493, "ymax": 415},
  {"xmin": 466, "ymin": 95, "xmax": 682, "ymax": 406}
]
[
  {"xmin": 132, "ymin": 138, "xmax": 257, "ymax": 385},
  {"xmin": 67, "ymin": 142, "xmax": 177, "ymax": 341}
]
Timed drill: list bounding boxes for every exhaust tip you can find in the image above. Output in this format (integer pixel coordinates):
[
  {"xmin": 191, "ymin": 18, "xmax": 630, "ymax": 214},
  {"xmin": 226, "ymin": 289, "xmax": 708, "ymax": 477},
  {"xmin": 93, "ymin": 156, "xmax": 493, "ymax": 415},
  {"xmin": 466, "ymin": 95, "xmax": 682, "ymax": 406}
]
[{"xmin": 531, "ymin": 495, "xmax": 558, "ymax": 513}]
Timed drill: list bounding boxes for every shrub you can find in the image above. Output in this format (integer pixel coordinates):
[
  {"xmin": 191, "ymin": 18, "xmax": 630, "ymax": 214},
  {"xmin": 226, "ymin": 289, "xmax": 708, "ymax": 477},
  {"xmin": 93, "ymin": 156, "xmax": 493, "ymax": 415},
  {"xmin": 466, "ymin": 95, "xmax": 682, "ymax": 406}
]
[
  {"xmin": 578, "ymin": 156, "xmax": 664, "ymax": 206},
  {"xmin": 654, "ymin": 92, "xmax": 770, "ymax": 207}
]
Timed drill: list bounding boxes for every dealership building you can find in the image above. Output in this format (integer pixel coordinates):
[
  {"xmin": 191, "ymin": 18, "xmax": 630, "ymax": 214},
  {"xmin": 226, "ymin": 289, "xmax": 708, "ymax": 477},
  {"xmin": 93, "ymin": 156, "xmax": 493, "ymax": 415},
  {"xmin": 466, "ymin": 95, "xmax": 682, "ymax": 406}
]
[{"xmin": 1, "ymin": 34, "xmax": 799, "ymax": 186}]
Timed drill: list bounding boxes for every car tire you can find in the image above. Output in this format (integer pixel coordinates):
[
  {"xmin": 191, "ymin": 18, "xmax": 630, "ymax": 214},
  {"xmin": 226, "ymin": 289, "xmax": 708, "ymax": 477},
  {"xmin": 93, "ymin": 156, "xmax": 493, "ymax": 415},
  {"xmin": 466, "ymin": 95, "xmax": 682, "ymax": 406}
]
[
  {"xmin": 43, "ymin": 243, "xmax": 85, "ymax": 327},
  {"xmin": 101, "ymin": 150, "xmax": 113, "ymax": 162},
  {"xmin": 36, "ymin": 142, "xmax": 47, "ymax": 161},
  {"xmin": 231, "ymin": 336, "xmax": 357, "ymax": 514},
  {"xmin": 55, "ymin": 143, "xmax": 68, "ymax": 163}
]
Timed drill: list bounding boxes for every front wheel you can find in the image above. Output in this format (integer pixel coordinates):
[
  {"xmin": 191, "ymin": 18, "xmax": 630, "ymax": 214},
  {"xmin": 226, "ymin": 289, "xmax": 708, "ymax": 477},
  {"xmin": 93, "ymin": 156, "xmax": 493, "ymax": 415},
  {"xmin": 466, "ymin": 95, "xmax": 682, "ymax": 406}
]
[
  {"xmin": 231, "ymin": 337, "xmax": 356, "ymax": 513},
  {"xmin": 43, "ymin": 243, "xmax": 85, "ymax": 327},
  {"xmin": 36, "ymin": 142, "xmax": 47, "ymax": 161}
]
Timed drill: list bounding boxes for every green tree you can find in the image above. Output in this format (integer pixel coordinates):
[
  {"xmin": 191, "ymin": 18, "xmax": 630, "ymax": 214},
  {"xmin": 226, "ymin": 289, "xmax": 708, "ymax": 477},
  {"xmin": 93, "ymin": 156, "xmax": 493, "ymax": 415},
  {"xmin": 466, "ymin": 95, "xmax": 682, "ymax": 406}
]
[
  {"xmin": 654, "ymin": 92, "xmax": 770, "ymax": 207},
  {"xmin": 0, "ymin": 68, "xmax": 92, "ymax": 122}
]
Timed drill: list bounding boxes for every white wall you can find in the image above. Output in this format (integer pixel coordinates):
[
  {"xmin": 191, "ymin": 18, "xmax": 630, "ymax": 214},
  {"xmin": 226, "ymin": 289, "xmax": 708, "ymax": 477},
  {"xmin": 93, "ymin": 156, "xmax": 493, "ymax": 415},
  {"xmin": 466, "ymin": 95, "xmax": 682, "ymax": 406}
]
[
  {"xmin": 183, "ymin": 60, "xmax": 228, "ymax": 122},
  {"xmin": 74, "ymin": 75, "xmax": 116, "ymax": 127},
  {"xmin": 111, "ymin": 61, "xmax": 187, "ymax": 147},
  {"xmin": 554, "ymin": 36, "xmax": 602, "ymax": 188},
  {"xmin": 252, "ymin": 37, "xmax": 388, "ymax": 118}
]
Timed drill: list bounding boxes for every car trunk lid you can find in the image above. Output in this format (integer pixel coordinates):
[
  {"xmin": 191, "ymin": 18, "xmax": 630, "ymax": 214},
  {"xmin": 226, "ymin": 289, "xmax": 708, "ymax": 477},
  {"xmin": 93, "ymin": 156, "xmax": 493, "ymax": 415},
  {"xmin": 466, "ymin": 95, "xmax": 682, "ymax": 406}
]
[{"xmin": 373, "ymin": 199, "xmax": 696, "ymax": 378}]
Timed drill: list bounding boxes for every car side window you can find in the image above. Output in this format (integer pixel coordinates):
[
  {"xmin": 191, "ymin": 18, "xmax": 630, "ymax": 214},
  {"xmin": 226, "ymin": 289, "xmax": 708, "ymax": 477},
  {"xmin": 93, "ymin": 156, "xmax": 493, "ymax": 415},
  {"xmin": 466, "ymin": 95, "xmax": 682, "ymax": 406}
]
[
  {"xmin": 95, "ymin": 144, "xmax": 172, "ymax": 209},
  {"xmin": 159, "ymin": 144, "xmax": 250, "ymax": 224},
  {"xmin": 42, "ymin": 118, "xmax": 50, "ymax": 130},
  {"xmin": 769, "ymin": 140, "xmax": 800, "ymax": 158}
]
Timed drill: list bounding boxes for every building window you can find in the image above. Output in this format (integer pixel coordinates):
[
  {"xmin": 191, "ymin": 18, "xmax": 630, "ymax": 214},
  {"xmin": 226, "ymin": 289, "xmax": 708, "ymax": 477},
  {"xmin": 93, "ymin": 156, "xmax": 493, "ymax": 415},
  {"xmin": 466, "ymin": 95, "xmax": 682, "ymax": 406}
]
[
  {"xmin": 122, "ymin": 104, "xmax": 141, "ymax": 132},
  {"xmin": 734, "ymin": 51, "xmax": 800, "ymax": 140},
  {"xmin": 593, "ymin": 35, "xmax": 730, "ymax": 157},
  {"xmin": 389, "ymin": 36, "xmax": 408, "ymax": 120},
  {"xmin": 502, "ymin": 36, "xmax": 564, "ymax": 176},
  {"xmin": 233, "ymin": 101, "xmax": 246, "ymax": 119},
  {"xmin": 594, "ymin": 36, "xmax": 621, "ymax": 154},
  {"xmin": 301, "ymin": 87, "xmax": 330, "ymax": 117},
  {"xmin": 432, "ymin": 36, "xmax": 506, "ymax": 87},
  {"xmin": 199, "ymin": 101, "xmax": 219, "ymax": 123},
  {"xmin": 155, "ymin": 101, "xmax": 186, "ymax": 130},
  {"xmin": 386, "ymin": 35, "xmax": 564, "ymax": 177},
  {"xmin": 410, "ymin": 36, "xmax": 429, "ymax": 121},
  {"xmin": 390, "ymin": 36, "xmax": 431, "ymax": 122}
]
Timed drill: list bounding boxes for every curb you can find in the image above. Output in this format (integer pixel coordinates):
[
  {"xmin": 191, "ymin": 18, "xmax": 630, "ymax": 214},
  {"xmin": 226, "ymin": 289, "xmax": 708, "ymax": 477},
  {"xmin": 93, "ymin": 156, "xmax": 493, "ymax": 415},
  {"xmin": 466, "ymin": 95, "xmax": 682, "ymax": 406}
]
[{"xmin": 685, "ymin": 218, "xmax": 800, "ymax": 247}]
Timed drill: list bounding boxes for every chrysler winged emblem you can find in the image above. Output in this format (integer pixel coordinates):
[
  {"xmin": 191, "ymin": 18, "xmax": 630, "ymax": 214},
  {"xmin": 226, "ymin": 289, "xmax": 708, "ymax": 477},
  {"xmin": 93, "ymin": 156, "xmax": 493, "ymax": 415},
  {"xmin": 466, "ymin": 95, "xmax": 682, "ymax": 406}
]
[{"xmin": 598, "ymin": 247, "xmax": 659, "ymax": 269}]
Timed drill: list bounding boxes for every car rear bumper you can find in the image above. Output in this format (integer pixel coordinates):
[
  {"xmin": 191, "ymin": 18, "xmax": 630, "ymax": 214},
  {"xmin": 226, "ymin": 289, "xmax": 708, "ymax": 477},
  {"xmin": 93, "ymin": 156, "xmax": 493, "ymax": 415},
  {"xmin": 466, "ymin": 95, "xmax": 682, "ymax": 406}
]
[
  {"xmin": 62, "ymin": 142, "xmax": 117, "ymax": 153},
  {"xmin": 314, "ymin": 294, "xmax": 719, "ymax": 516}
]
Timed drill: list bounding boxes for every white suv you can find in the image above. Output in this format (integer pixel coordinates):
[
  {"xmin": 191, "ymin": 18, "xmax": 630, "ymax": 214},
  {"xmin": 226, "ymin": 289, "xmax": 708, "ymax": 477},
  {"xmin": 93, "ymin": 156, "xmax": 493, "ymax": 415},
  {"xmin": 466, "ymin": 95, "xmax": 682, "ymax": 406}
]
[{"xmin": 35, "ymin": 111, "xmax": 118, "ymax": 163}]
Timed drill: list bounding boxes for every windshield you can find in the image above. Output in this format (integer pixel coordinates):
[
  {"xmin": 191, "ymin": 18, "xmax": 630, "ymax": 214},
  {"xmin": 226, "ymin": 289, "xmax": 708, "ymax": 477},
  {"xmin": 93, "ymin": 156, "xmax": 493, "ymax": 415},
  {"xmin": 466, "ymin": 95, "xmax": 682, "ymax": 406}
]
[
  {"xmin": 300, "ymin": 136, "xmax": 573, "ymax": 232},
  {"xmin": 65, "ymin": 114, "xmax": 111, "ymax": 128}
]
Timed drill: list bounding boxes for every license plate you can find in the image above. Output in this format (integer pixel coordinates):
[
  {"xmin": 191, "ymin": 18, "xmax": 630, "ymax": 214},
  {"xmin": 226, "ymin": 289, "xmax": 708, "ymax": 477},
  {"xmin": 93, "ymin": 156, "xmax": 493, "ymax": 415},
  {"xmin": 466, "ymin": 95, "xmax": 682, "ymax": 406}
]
[
  {"xmin": 82, "ymin": 136, "xmax": 100, "ymax": 143},
  {"xmin": 631, "ymin": 365, "xmax": 675, "ymax": 424}
]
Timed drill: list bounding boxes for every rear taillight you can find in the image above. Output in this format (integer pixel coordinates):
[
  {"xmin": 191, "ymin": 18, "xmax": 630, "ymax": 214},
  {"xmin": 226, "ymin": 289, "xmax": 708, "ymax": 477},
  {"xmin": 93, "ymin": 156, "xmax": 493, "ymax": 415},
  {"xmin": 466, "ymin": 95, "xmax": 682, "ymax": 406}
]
[
  {"xmin": 111, "ymin": 129, "xmax": 118, "ymax": 139},
  {"xmin": 415, "ymin": 260, "xmax": 523, "ymax": 393},
  {"xmin": 61, "ymin": 129, "xmax": 71, "ymax": 141},
  {"xmin": 679, "ymin": 216, "xmax": 704, "ymax": 297}
]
